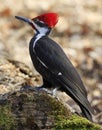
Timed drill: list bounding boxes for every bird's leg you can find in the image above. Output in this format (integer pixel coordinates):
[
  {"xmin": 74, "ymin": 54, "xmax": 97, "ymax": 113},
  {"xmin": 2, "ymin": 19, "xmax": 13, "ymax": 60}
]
[
  {"xmin": 31, "ymin": 79, "xmax": 60, "ymax": 97},
  {"xmin": 34, "ymin": 79, "xmax": 52, "ymax": 91},
  {"xmin": 21, "ymin": 79, "xmax": 52, "ymax": 92},
  {"xmin": 51, "ymin": 87, "xmax": 60, "ymax": 97},
  {"xmin": 47, "ymin": 87, "xmax": 60, "ymax": 101},
  {"xmin": 36, "ymin": 86, "xmax": 60, "ymax": 99},
  {"xmin": 20, "ymin": 79, "xmax": 50, "ymax": 91},
  {"xmin": 20, "ymin": 79, "xmax": 60, "ymax": 97},
  {"xmin": 40, "ymin": 79, "xmax": 60, "ymax": 97}
]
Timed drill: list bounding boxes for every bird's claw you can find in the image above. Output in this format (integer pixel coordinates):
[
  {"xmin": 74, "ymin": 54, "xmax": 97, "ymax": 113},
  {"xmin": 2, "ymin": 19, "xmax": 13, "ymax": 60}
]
[{"xmin": 20, "ymin": 86, "xmax": 59, "ymax": 99}]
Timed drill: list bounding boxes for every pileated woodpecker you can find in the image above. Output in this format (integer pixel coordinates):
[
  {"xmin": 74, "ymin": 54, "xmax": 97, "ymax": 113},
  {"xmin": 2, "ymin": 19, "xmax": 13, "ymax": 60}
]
[{"xmin": 15, "ymin": 13, "xmax": 93, "ymax": 121}]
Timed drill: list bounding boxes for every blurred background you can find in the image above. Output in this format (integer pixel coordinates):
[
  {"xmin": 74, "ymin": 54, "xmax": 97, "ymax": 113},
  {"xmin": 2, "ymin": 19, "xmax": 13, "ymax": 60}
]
[{"xmin": 0, "ymin": 0, "xmax": 102, "ymax": 124}]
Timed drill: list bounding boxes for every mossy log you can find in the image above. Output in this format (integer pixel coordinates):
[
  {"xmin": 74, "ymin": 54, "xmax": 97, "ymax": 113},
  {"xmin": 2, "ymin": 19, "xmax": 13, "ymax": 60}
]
[
  {"xmin": 0, "ymin": 58, "xmax": 101, "ymax": 130},
  {"xmin": 0, "ymin": 90, "xmax": 101, "ymax": 130}
]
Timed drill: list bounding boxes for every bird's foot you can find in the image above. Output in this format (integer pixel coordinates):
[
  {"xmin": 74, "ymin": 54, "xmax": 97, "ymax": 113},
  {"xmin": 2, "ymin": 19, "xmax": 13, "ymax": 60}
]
[
  {"xmin": 21, "ymin": 85, "xmax": 51, "ymax": 93},
  {"xmin": 20, "ymin": 85, "xmax": 34, "ymax": 91},
  {"xmin": 20, "ymin": 85, "xmax": 46, "ymax": 92},
  {"xmin": 51, "ymin": 87, "xmax": 59, "ymax": 97},
  {"xmin": 20, "ymin": 86, "xmax": 60, "ymax": 100},
  {"xmin": 31, "ymin": 86, "xmax": 59, "ymax": 97}
]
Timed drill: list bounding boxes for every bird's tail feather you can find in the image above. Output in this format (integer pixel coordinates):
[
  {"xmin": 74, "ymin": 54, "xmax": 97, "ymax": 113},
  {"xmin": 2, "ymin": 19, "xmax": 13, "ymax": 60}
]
[
  {"xmin": 53, "ymin": 74, "xmax": 94, "ymax": 121},
  {"xmin": 80, "ymin": 105, "xmax": 93, "ymax": 121},
  {"xmin": 57, "ymin": 76, "xmax": 94, "ymax": 121}
]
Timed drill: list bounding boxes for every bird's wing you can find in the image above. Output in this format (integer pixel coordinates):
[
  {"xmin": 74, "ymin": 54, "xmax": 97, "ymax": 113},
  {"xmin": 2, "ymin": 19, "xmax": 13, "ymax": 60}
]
[{"xmin": 34, "ymin": 36, "xmax": 93, "ymax": 113}]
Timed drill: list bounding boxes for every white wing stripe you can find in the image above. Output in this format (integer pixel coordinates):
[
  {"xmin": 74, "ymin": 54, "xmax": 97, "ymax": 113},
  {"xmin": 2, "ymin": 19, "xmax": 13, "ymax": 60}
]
[{"xmin": 37, "ymin": 57, "xmax": 48, "ymax": 68}]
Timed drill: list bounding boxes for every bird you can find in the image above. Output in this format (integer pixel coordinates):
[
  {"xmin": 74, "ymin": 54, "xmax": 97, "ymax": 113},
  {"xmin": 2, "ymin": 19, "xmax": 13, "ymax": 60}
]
[{"xmin": 15, "ymin": 12, "xmax": 94, "ymax": 121}]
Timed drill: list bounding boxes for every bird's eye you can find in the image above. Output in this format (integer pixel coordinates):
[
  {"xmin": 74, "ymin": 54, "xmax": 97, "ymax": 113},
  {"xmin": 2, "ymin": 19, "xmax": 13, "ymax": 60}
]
[
  {"xmin": 34, "ymin": 18, "xmax": 46, "ymax": 27},
  {"xmin": 34, "ymin": 19, "xmax": 39, "ymax": 23}
]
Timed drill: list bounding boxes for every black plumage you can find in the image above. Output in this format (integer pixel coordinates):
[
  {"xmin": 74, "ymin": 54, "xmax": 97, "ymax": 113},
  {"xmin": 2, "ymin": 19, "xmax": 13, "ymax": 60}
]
[{"xmin": 29, "ymin": 36, "xmax": 93, "ymax": 121}]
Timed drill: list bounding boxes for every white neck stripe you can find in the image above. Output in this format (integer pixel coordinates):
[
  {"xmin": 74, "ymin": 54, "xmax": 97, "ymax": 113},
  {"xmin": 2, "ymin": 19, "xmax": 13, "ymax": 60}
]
[
  {"xmin": 33, "ymin": 33, "xmax": 45, "ymax": 48},
  {"xmin": 32, "ymin": 21, "xmax": 50, "ymax": 49}
]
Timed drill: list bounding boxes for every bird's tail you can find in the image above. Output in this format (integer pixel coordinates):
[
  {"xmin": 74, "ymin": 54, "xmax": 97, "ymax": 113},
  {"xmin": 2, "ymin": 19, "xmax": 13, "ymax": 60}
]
[
  {"xmin": 56, "ymin": 76, "xmax": 94, "ymax": 121},
  {"xmin": 80, "ymin": 104, "xmax": 93, "ymax": 121}
]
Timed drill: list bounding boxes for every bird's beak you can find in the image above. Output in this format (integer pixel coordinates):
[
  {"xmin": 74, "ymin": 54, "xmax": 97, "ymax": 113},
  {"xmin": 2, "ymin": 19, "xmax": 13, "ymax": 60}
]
[{"xmin": 15, "ymin": 16, "xmax": 35, "ymax": 28}]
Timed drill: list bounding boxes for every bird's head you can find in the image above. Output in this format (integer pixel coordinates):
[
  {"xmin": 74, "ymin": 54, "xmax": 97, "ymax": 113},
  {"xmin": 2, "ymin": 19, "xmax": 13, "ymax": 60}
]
[{"xmin": 15, "ymin": 13, "xmax": 59, "ymax": 34}]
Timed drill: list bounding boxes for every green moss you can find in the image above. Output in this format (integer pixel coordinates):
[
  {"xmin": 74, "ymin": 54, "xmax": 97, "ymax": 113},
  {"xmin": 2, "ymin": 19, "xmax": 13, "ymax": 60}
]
[
  {"xmin": 34, "ymin": 93, "xmax": 101, "ymax": 130},
  {"xmin": 0, "ymin": 105, "xmax": 16, "ymax": 130},
  {"xmin": 0, "ymin": 92, "xmax": 101, "ymax": 130},
  {"xmin": 45, "ymin": 95, "xmax": 70, "ymax": 116},
  {"xmin": 52, "ymin": 114, "xmax": 101, "ymax": 130}
]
